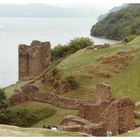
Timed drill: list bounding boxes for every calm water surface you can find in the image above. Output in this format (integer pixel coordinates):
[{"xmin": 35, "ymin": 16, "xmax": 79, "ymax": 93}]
[{"xmin": 0, "ymin": 17, "xmax": 119, "ymax": 88}]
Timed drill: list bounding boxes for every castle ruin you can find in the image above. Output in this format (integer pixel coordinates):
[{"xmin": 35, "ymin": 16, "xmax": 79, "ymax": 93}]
[
  {"xmin": 59, "ymin": 82, "xmax": 135, "ymax": 136},
  {"xmin": 9, "ymin": 82, "xmax": 137, "ymax": 136},
  {"xmin": 18, "ymin": 40, "xmax": 51, "ymax": 80}
]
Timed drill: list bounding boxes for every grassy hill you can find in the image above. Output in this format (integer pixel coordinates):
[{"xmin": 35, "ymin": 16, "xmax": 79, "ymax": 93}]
[
  {"xmin": 3, "ymin": 35, "xmax": 140, "ymax": 136},
  {"xmin": 5, "ymin": 101, "xmax": 78, "ymax": 128},
  {"xmin": 91, "ymin": 4, "xmax": 140, "ymax": 40},
  {"xmin": 57, "ymin": 36, "xmax": 140, "ymax": 102}
]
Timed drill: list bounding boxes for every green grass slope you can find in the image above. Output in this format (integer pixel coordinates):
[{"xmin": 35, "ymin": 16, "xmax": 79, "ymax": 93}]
[
  {"xmin": 9, "ymin": 101, "xmax": 78, "ymax": 128},
  {"xmin": 57, "ymin": 36, "xmax": 140, "ymax": 102},
  {"xmin": 0, "ymin": 124, "xmax": 86, "ymax": 136}
]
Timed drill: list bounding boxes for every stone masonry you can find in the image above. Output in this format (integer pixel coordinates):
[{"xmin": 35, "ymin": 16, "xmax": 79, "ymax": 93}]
[
  {"xmin": 9, "ymin": 82, "xmax": 137, "ymax": 136},
  {"xmin": 96, "ymin": 82, "xmax": 114, "ymax": 103},
  {"xmin": 9, "ymin": 84, "xmax": 86, "ymax": 109},
  {"xmin": 19, "ymin": 40, "xmax": 51, "ymax": 80},
  {"xmin": 59, "ymin": 82, "xmax": 135, "ymax": 136}
]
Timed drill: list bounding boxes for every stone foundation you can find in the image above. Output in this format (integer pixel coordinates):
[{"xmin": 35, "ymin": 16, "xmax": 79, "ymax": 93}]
[{"xmin": 59, "ymin": 115, "xmax": 106, "ymax": 136}]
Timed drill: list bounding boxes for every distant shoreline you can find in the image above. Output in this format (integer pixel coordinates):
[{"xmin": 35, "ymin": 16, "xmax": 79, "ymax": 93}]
[{"xmin": 90, "ymin": 34, "xmax": 121, "ymax": 41}]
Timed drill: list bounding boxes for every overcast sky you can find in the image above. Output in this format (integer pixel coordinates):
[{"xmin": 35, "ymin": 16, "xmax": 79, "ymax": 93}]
[
  {"xmin": 0, "ymin": 0, "xmax": 139, "ymax": 13},
  {"xmin": 0, "ymin": 0, "xmax": 139, "ymax": 5}
]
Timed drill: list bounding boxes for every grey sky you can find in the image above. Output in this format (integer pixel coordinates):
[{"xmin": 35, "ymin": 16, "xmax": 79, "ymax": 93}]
[
  {"xmin": 0, "ymin": 0, "xmax": 139, "ymax": 15},
  {"xmin": 0, "ymin": 0, "xmax": 139, "ymax": 6}
]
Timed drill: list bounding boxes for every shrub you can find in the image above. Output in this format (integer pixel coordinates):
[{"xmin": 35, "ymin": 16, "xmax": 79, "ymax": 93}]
[
  {"xmin": 7, "ymin": 108, "xmax": 56, "ymax": 127},
  {"xmin": 64, "ymin": 76, "xmax": 79, "ymax": 89},
  {"xmin": 125, "ymin": 35, "xmax": 137, "ymax": 42},
  {"xmin": 0, "ymin": 89, "xmax": 8, "ymax": 109},
  {"xmin": 0, "ymin": 106, "xmax": 56, "ymax": 127},
  {"xmin": 0, "ymin": 109, "xmax": 11, "ymax": 124},
  {"xmin": 44, "ymin": 67, "xmax": 79, "ymax": 93},
  {"xmin": 51, "ymin": 37, "xmax": 94, "ymax": 61},
  {"xmin": 51, "ymin": 44, "xmax": 69, "ymax": 61},
  {"xmin": 67, "ymin": 37, "xmax": 94, "ymax": 53}
]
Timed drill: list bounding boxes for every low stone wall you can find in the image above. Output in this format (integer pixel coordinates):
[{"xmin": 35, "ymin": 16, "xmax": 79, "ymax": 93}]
[
  {"xmin": 59, "ymin": 115, "xmax": 106, "ymax": 136},
  {"xmin": 9, "ymin": 84, "xmax": 86, "ymax": 109}
]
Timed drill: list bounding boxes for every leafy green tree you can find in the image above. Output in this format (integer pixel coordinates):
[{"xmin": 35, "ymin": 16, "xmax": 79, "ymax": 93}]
[
  {"xmin": 0, "ymin": 89, "xmax": 8, "ymax": 109},
  {"xmin": 51, "ymin": 37, "xmax": 94, "ymax": 61}
]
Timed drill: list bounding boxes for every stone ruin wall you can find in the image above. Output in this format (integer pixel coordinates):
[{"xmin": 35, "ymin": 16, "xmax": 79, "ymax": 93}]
[
  {"xmin": 60, "ymin": 82, "xmax": 135, "ymax": 136},
  {"xmin": 78, "ymin": 101, "xmax": 110, "ymax": 123},
  {"xmin": 59, "ymin": 115, "xmax": 106, "ymax": 136},
  {"xmin": 117, "ymin": 99, "xmax": 135, "ymax": 134},
  {"xmin": 19, "ymin": 40, "xmax": 51, "ymax": 81},
  {"xmin": 96, "ymin": 82, "xmax": 113, "ymax": 104},
  {"xmin": 9, "ymin": 82, "xmax": 137, "ymax": 136},
  {"xmin": 9, "ymin": 84, "xmax": 87, "ymax": 110}
]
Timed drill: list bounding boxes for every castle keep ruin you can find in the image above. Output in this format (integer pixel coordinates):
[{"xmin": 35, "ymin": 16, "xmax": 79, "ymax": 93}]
[{"xmin": 18, "ymin": 40, "xmax": 51, "ymax": 80}]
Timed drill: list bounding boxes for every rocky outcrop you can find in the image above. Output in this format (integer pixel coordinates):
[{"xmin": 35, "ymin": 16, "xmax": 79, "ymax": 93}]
[{"xmin": 19, "ymin": 40, "xmax": 51, "ymax": 80}]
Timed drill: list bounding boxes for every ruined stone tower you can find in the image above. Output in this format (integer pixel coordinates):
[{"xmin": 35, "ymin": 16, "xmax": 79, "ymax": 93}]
[{"xmin": 18, "ymin": 40, "xmax": 51, "ymax": 80}]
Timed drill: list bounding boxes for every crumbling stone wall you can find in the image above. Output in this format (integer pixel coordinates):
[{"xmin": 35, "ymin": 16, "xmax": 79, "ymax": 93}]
[
  {"xmin": 99, "ymin": 101, "xmax": 119, "ymax": 135},
  {"xmin": 9, "ymin": 84, "xmax": 86, "ymax": 109},
  {"xmin": 9, "ymin": 82, "xmax": 136, "ymax": 136},
  {"xmin": 60, "ymin": 82, "xmax": 135, "ymax": 136},
  {"xmin": 78, "ymin": 101, "xmax": 110, "ymax": 123},
  {"xmin": 99, "ymin": 98, "xmax": 135, "ymax": 135},
  {"xmin": 19, "ymin": 40, "xmax": 51, "ymax": 80},
  {"xmin": 96, "ymin": 82, "xmax": 113, "ymax": 104},
  {"xmin": 116, "ymin": 99, "xmax": 135, "ymax": 134},
  {"xmin": 59, "ymin": 115, "xmax": 106, "ymax": 136}
]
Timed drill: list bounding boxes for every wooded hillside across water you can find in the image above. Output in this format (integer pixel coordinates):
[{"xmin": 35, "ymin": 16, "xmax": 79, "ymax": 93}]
[{"xmin": 91, "ymin": 4, "xmax": 140, "ymax": 40}]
